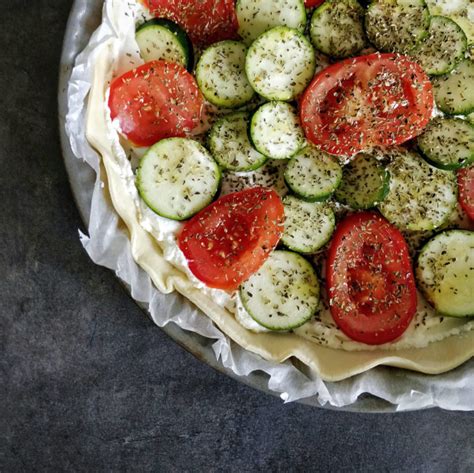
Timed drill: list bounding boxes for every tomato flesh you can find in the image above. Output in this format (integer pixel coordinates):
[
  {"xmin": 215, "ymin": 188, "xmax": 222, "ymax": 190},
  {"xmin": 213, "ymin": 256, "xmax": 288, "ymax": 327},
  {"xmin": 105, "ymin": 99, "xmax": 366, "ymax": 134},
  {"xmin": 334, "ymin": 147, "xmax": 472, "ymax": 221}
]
[
  {"xmin": 178, "ymin": 187, "xmax": 285, "ymax": 291},
  {"xmin": 108, "ymin": 60, "xmax": 203, "ymax": 147},
  {"xmin": 305, "ymin": 0, "xmax": 325, "ymax": 7},
  {"xmin": 458, "ymin": 166, "xmax": 474, "ymax": 221},
  {"xmin": 144, "ymin": 0, "xmax": 239, "ymax": 46},
  {"xmin": 326, "ymin": 212, "xmax": 417, "ymax": 345},
  {"xmin": 300, "ymin": 53, "xmax": 433, "ymax": 157}
]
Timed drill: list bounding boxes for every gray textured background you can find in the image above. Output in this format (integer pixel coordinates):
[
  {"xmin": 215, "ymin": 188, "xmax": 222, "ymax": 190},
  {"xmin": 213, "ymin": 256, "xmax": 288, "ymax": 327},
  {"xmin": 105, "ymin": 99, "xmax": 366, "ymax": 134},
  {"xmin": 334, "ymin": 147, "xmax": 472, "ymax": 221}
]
[{"xmin": 1, "ymin": 1, "xmax": 473, "ymax": 471}]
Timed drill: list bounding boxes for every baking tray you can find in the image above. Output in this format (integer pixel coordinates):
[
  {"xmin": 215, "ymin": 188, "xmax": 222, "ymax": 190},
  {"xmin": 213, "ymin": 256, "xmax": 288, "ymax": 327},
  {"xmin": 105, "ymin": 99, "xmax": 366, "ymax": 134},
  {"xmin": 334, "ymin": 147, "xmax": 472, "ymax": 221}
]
[{"xmin": 58, "ymin": 0, "xmax": 452, "ymax": 413}]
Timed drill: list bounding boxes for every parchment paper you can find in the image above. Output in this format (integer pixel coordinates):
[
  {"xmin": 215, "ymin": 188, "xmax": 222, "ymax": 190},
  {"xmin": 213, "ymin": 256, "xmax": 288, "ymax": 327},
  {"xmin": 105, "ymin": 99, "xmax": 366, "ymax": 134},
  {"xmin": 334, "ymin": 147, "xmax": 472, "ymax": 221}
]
[{"xmin": 65, "ymin": 0, "xmax": 474, "ymax": 410}]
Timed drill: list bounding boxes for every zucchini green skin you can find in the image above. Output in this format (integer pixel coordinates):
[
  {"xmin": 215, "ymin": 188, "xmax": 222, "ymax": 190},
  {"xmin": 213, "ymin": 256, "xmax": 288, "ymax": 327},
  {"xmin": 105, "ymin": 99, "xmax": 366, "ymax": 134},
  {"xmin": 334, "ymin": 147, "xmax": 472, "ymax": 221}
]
[
  {"xmin": 310, "ymin": 0, "xmax": 367, "ymax": 59},
  {"xmin": 245, "ymin": 26, "xmax": 316, "ymax": 101},
  {"xmin": 416, "ymin": 230, "xmax": 474, "ymax": 317},
  {"xmin": 417, "ymin": 117, "xmax": 474, "ymax": 171},
  {"xmin": 335, "ymin": 153, "xmax": 390, "ymax": 210},
  {"xmin": 249, "ymin": 101, "xmax": 306, "ymax": 160},
  {"xmin": 281, "ymin": 195, "xmax": 336, "ymax": 254},
  {"xmin": 240, "ymin": 250, "xmax": 320, "ymax": 331},
  {"xmin": 378, "ymin": 149, "xmax": 458, "ymax": 232},
  {"xmin": 196, "ymin": 40, "xmax": 255, "ymax": 108},
  {"xmin": 208, "ymin": 112, "xmax": 268, "ymax": 172},
  {"xmin": 433, "ymin": 59, "xmax": 474, "ymax": 115},
  {"xmin": 136, "ymin": 138, "xmax": 221, "ymax": 221},
  {"xmin": 410, "ymin": 16, "xmax": 467, "ymax": 76},
  {"xmin": 365, "ymin": 0, "xmax": 430, "ymax": 53},
  {"xmin": 284, "ymin": 146, "xmax": 342, "ymax": 202},
  {"xmin": 136, "ymin": 18, "xmax": 194, "ymax": 71}
]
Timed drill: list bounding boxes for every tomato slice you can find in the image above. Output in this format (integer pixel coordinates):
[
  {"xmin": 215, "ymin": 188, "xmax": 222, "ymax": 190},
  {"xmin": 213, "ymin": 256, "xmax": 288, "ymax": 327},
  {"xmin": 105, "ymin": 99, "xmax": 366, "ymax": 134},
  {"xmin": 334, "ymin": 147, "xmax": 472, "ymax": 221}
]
[
  {"xmin": 108, "ymin": 60, "xmax": 203, "ymax": 147},
  {"xmin": 305, "ymin": 0, "xmax": 325, "ymax": 7},
  {"xmin": 178, "ymin": 187, "xmax": 285, "ymax": 291},
  {"xmin": 300, "ymin": 53, "xmax": 433, "ymax": 157},
  {"xmin": 326, "ymin": 212, "xmax": 417, "ymax": 345},
  {"xmin": 144, "ymin": 0, "xmax": 239, "ymax": 46},
  {"xmin": 458, "ymin": 165, "xmax": 474, "ymax": 221}
]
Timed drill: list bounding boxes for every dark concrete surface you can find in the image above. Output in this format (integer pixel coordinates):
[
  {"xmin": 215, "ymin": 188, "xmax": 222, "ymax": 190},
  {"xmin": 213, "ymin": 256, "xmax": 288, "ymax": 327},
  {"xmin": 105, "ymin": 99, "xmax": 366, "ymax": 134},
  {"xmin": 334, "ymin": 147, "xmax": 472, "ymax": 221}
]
[{"xmin": 1, "ymin": 1, "xmax": 473, "ymax": 472}]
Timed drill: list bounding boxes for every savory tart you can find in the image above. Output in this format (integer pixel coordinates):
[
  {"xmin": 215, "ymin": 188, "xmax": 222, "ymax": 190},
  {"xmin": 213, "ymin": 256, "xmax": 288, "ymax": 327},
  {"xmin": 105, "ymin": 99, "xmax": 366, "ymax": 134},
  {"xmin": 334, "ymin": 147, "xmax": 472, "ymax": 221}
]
[{"xmin": 84, "ymin": 0, "xmax": 474, "ymax": 381}]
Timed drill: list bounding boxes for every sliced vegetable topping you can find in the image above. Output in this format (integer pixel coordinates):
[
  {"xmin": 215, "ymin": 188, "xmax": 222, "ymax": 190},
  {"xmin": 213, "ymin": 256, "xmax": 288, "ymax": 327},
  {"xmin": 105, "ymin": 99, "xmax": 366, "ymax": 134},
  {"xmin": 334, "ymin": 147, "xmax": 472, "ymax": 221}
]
[
  {"xmin": 144, "ymin": 0, "xmax": 239, "ymax": 46},
  {"xmin": 240, "ymin": 250, "xmax": 320, "ymax": 330},
  {"xmin": 458, "ymin": 165, "xmax": 474, "ymax": 221},
  {"xmin": 310, "ymin": 0, "xmax": 366, "ymax": 59},
  {"xmin": 250, "ymin": 102, "xmax": 306, "ymax": 160},
  {"xmin": 221, "ymin": 160, "xmax": 289, "ymax": 198},
  {"xmin": 281, "ymin": 196, "xmax": 335, "ymax": 254},
  {"xmin": 300, "ymin": 53, "xmax": 433, "ymax": 157},
  {"xmin": 246, "ymin": 26, "xmax": 316, "ymax": 101},
  {"xmin": 425, "ymin": 0, "xmax": 474, "ymax": 45},
  {"xmin": 365, "ymin": 0, "xmax": 430, "ymax": 53},
  {"xmin": 433, "ymin": 59, "xmax": 474, "ymax": 115},
  {"xmin": 208, "ymin": 112, "xmax": 267, "ymax": 172},
  {"xmin": 108, "ymin": 60, "xmax": 203, "ymax": 147},
  {"xmin": 236, "ymin": 0, "xmax": 307, "ymax": 46},
  {"xmin": 305, "ymin": 0, "xmax": 325, "ymax": 7},
  {"xmin": 417, "ymin": 117, "xmax": 474, "ymax": 171},
  {"xmin": 136, "ymin": 138, "xmax": 221, "ymax": 220},
  {"xmin": 107, "ymin": 0, "xmax": 474, "ymax": 349},
  {"xmin": 378, "ymin": 150, "xmax": 458, "ymax": 231},
  {"xmin": 410, "ymin": 16, "xmax": 467, "ymax": 76},
  {"xmin": 335, "ymin": 153, "xmax": 390, "ymax": 210},
  {"xmin": 135, "ymin": 19, "xmax": 194, "ymax": 71},
  {"xmin": 416, "ymin": 230, "xmax": 474, "ymax": 317},
  {"xmin": 327, "ymin": 212, "xmax": 417, "ymax": 345},
  {"xmin": 178, "ymin": 187, "xmax": 285, "ymax": 291},
  {"xmin": 196, "ymin": 41, "xmax": 255, "ymax": 108},
  {"xmin": 284, "ymin": 146, "xmax": 342, "ymax": 201}
]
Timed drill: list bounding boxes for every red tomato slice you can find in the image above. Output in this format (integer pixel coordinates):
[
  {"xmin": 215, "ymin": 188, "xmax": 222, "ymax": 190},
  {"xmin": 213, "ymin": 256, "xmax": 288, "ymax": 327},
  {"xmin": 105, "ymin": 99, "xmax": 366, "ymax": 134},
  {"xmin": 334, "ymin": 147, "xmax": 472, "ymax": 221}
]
[
  {"xmin": 300, "ymin": 53, "xmax": 433, "ymax": 157},
  {"xmin": 326, "ymin": 212, "xmax": 417, "ymax": 345},
  {"xmin": 458, "ymin": 165, "xmax": 474, "ymax": 221},
  {"xmin": 144, "ymin": 0, "xmax": 239, "ymax": 46},
  {"xmin": 178, "ymin": 187, "xmax": 285, "ymax": 291},
  {"xmin": 305, "ymin": 0, "xmax": 325, "ymax": 7},
  {"xmin": 108, "ymin": 60, "xmax": 203, "ymax": 147}
]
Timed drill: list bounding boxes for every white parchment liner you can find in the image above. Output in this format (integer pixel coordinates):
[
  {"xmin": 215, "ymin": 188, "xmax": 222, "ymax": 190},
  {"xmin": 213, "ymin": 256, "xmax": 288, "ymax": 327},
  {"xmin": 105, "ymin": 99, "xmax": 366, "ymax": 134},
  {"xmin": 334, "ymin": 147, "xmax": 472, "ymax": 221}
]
[{"xmin": 65, "ymin": 0, "xmax": 474, "ymax": 410}]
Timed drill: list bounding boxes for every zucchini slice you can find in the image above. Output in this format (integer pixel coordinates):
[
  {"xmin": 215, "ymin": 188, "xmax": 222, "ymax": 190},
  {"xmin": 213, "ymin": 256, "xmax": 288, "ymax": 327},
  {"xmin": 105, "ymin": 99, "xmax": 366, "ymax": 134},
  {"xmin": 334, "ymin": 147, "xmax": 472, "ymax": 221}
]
[
  {"xmin": 220, "ymin": 160, "xmax": 288, "ymax": 197},
  {"xmin": 208, "ymin": 112, "xmax": 267, "ymax": 172},
  {"xmin": 136, "ymin": 19, "xmax": 193, "ymax": 71},
  {"xmin": 281, "ymin": 196, "xmax": 336, "ymax": 254},
  {"xmin": 245, "ymin": 26, "xmax": 316, "ymax": 101},
  {"xmin": 417, "ymin": 117, "xmax": 474, "ymax": 170},
  {"xmin": 284, "ymin": 146, "xmax": 342, "ymax": 202},
  {"xmin": 137, "ymin": 138, "xmax": 221, "ymax": 221},
  {"xmin": 236, "ymin": 0, "xmax": 306, "ymax": 46},
  {"xmin": 416, "ymin": 230, "xmax": 474, "ymax": 317},
  {"xmin": 433, "ymin": 59, "xmax": 474, "ymax": 115},
  {"xmin": 411, "ymin": 16, "xmax": 467, "ymax": 76},
  {"xmin": 425, "ymin": 0, "xmax": 474, "ymax": 44},
  {"xmin": 378, "ymin": 149, "xmax": 458, "ymax": 231},
  {"xmin": 240, "ymin": 250, "xmax": 320, "ymax": 331},
  {"xmin": 250, "ymin": 102, "xmax": 306, "ymax": 160},
  {"xmin": 196, "ymin": 41, "xmax": 255, "ymax": 108},
  {"xmin": 310, "ymin": 0, "xmax": 367, "ymax": 59},
  {"xmin": 335, "ymin": 153, "xmax": 390, "ymax": 209},
  {"xmin": 365, "ymin": 0, "xmax": 430, "ymax": 53}
]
